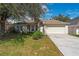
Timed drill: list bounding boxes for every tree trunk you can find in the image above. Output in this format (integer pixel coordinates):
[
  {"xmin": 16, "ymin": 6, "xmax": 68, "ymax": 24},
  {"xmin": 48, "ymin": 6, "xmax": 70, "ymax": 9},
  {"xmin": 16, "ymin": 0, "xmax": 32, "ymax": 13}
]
[
  {"xmin": 33, "ymin": 17, "xmax": 40, "ymax": 31},
  {"xmin": 0, "ymin": 16, "xmax": 6, "ymax": 35}
]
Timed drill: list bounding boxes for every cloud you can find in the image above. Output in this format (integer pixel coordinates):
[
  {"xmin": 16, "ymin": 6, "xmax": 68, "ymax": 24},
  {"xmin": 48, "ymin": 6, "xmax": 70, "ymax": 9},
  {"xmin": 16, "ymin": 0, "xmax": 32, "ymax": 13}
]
[
  {"xmin": 42, "ymin": 5, "xmax": 49, "ymax": 12},
  {"xmin": 45, "ymin": 13, "xmax": 53, "ymax": 16},
  {"xmin": 65, "ymin": 9, "xmax": 79, "ymax": 15},
  {"xmin": 63, "ymin": 9, "xmax": 79, "ymax": 19},
  {"xmin": 41, "ymin": 12, "xmax": 53, "ymax": 20}
]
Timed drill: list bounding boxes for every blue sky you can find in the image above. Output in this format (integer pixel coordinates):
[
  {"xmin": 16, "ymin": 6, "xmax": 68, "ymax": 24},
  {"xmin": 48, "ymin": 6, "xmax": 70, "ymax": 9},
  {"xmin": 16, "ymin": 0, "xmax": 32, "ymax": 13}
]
[{"xmin": 41, "ymin": 3, "xmax": 79, "ymax": 20}]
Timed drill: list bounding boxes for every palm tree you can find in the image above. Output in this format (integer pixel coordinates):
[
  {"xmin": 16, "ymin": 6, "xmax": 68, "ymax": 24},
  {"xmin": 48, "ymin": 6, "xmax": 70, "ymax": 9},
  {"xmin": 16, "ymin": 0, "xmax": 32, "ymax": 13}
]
[{"xmin": 0, "ymin": 3, "xmax": 44, "ymax": 35}]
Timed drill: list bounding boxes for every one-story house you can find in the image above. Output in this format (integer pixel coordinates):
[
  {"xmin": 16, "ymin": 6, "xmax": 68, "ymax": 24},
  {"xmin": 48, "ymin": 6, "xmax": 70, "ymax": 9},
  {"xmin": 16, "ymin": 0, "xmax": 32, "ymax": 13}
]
[
  {"xmin": 42, "ymin": 20, "xmax": 69, "ymax": 34},
  {"xmin": 0, "ymin": 18, "xmax": 79, "ymax": 35},
  {"xmin": 68, "ymin": 18, "xmax": 79, "ymax": 35}
]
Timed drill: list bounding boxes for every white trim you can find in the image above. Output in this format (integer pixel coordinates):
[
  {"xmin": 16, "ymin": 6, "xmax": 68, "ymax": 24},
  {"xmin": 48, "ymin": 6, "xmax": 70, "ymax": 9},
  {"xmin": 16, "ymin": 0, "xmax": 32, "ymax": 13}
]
[
  {"xmin": 40, "ymin": 26, "xmax": 43, "ymax": 32},
  {"xmin": 65, "ymin": 25, "xmax": 68, "ymax": 34},
  {"xmin": 76, "ymin": 29, "xmax": 79, "ymax": 35}
]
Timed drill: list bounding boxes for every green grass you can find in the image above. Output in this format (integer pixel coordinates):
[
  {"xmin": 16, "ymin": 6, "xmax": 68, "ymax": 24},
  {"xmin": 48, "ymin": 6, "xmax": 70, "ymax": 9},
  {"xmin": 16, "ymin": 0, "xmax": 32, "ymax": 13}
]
[
  {"xmin": 69, "ymin": 34, "xmax": 79, "ymax": 37},
  {"xmin": 75, "ymin": 35, "xmax": 79, "ymax": 37},
  {"xmin": 0, "ymin": 34, "xmax": 63, "ymax": 56}
]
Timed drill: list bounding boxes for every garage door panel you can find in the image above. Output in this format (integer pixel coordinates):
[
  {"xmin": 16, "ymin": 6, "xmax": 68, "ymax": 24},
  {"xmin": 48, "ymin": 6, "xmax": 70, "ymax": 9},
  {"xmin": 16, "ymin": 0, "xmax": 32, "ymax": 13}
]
[{"xmin": 45, "ymin": 27, "xmax": 67, "ymax": 34}]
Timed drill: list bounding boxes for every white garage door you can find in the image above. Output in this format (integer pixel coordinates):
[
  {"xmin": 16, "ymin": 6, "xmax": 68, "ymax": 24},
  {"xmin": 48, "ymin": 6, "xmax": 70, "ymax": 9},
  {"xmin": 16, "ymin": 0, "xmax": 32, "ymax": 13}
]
[{"xmin": 45, "ymin": 26, "xmax": 68, "ymax": 34}]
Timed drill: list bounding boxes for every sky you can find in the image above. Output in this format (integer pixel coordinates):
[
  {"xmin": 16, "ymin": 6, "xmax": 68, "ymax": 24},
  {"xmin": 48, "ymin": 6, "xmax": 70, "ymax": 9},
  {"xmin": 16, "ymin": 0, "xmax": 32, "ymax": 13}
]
[{"xmin": 41, "ymin": 3, "xmax": 79, "ymax": 20}]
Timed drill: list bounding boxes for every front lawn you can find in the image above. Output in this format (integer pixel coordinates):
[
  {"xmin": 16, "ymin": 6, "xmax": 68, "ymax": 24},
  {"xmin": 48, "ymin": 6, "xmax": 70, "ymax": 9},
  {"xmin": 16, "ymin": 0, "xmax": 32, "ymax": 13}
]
[{"xmin": 0, "ymin": 33, "xmax": 63, "ymax": 56}]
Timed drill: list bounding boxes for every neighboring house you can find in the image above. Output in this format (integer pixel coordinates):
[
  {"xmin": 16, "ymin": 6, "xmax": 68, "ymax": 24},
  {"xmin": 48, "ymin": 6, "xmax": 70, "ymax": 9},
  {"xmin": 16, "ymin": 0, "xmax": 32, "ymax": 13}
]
[
  {"xmin": 68, "ymin": 18, "xmax": 79, "ymax": 35},
  {"xmin": 42, "ymin": 20, "xmax": 69, "ymax": 34}
]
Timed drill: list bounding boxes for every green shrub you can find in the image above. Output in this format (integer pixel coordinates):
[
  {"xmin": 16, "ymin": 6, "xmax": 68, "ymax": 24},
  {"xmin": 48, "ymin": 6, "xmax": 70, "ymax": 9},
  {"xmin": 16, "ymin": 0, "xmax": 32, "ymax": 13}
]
[
  {"xmin": 14, "ymin": 34, "xmax": 24, "ymax": 45},
  {"xmin": 32, "ymin": 31, "xmax": 43, "ymax": 40}
]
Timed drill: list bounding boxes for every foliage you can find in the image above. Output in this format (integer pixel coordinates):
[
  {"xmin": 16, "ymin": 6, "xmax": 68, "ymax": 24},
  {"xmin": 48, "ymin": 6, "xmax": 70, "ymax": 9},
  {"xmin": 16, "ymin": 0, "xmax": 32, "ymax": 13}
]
[
  {"xmin": 0, "ymin": 3, "xmax": 44, "ymax": 33},
  {"xmin": 53, "ymin": 14, "xmax": 71, "ymax": 22},
  {"xmin": 0, "ymin": 3, "xmax": 43, "ymax": 19},
  {"xmin": 14, "ymin": 34, "xmax": 24, "ymax": 45},
  {"xmin": 32, "ymin": 31, "xmax": 43, "ymax": 40}
]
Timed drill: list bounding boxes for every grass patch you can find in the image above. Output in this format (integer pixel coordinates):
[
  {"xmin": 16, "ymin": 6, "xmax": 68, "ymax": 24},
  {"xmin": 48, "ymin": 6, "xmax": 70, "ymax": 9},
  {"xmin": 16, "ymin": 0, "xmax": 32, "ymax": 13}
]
[
  {"xmin": 75, "ymin": 35, "xmax": 79, "ymax": 37},
  {"xmin": 69, "ymin": 34, "xmax": 79, "ymax": 37},
  {"xmin": 0, "ymin": 33, "xmax": 63, "ymax": 56}
]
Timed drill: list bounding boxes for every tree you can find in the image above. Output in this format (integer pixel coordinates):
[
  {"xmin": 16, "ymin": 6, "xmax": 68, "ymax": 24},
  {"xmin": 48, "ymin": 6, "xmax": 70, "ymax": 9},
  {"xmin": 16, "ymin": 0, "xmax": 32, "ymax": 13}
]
[
  {"xmin": 27, "ymin": 4, "xmax": 44, "ymax": 22},
  {"xmin": 0, "ymin": 3, "xmax": 44, "ymax": 34},
  {"xmin": 53, "ymin": 14, "xmax": 71, "ymax": 22}
]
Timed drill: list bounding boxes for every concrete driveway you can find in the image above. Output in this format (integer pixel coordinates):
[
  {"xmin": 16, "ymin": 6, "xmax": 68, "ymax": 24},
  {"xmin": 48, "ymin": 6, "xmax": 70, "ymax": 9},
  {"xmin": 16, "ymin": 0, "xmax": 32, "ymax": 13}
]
[{"xmin": 46, "ymin": 33, "xmax": 79, "ymax": 56}]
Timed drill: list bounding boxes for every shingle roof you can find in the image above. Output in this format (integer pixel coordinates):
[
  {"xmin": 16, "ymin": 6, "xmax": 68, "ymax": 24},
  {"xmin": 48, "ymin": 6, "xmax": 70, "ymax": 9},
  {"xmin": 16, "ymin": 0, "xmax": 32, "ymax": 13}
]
[{"xmin": 43, "ymin": 19, "xmax": 69, "ymax": 25}]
